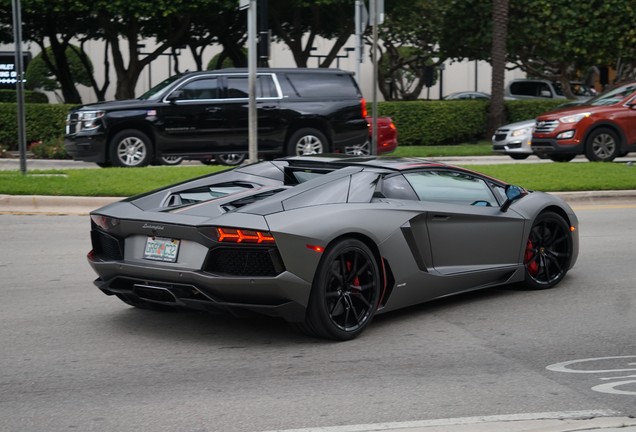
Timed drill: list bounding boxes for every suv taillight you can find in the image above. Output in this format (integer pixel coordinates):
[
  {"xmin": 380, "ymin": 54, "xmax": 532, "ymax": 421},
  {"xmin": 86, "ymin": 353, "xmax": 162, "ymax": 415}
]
[{"xmin": 361, "ymin": 98, "xmax": 368, "ymax": 118}]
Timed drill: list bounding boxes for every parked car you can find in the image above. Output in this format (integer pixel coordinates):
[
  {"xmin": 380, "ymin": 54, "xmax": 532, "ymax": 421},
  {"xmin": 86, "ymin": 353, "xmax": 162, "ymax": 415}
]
[
  {"xmin": 157, "ymin": 116, "xmax": 397, "ymax": 166},
  {"xmin": 86, "ymin": 155, "xmax": 578, "ymax": 340},
  {"xmin": 532, "ymin": 82, "xmax": 636, "ymax": 162},
  {"xmin": 492, "ymin": 119, "xmax": 535, "ymax": 159},
  {"xmin": 506, "ymin": 79, "xmax": 595, "ymax": 100},
  {"xmin": 443, "ymin": 91, "xmax": 491, "ymax": 100},
  {"xmin": 64, "ymin": 68, "xmax": 369, "ymax": 167}
]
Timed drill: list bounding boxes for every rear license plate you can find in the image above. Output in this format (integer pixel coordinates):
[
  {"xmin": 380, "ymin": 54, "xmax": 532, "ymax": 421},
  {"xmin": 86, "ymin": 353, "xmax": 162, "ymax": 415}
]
[{"xmin": 143, "ymin": 237, "xmax": 180, "ymax": 262}]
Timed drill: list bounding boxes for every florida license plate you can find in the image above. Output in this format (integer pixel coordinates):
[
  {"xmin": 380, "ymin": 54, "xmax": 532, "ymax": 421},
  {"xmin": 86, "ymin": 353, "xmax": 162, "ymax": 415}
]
[{"xmin": 143, "ymin": 237, "xmax": 180, "ymax": 262}]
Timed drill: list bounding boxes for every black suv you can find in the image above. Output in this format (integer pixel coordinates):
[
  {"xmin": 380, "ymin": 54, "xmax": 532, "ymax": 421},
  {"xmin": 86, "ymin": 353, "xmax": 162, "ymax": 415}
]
[{"xmin": 64, "ymin": 68, "xmax": 369, "ymax": 167}]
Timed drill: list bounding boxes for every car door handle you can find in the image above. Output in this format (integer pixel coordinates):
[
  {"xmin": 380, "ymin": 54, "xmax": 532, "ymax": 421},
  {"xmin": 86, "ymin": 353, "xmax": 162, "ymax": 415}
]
[{"xmin": 206, "ymin": 107, "xmax": 221, "ymax": 112}]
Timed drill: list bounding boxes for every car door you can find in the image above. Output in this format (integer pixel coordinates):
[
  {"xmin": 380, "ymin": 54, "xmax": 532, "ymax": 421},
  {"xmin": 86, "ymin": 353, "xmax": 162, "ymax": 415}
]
[
  {"xmin": 157, "ymin": 76, "xmax": 226, "ymax": 154},
  {"xmin": 402, "ymin": 169, "xmax": 526, "ymax": 275},
  {"xmin": 219, "ymin": 74, "xmax": 283, "ymax": 153}
]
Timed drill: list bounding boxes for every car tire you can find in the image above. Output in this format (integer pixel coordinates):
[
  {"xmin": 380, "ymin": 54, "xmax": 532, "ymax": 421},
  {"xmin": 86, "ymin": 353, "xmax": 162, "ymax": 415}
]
[
  {"xmin": 346, "ymin": 140, "xmax": 371, "ymax": 156},
  {"xmin": 523, "ymin": 212, "xmax": 573, "ymax": 290},
  {"xmin": 109, "ymin": 129, "xmax": 153, "ymax": 167},
  {"xmin": 585, "ymin": 127, "xmax": 620, "ymax": 162},
  {"xmin": 216, "ymin": 153, "xmax": 247, "ymax": 166},
  {"xmin": 509, "ymin": 154, "xmax": 530, "ymax": 160},
  {"xmin": 548, "ymin": 154, "xmax": 576, "ymax": 162},
  {"xmin": 287, "ymin": 128, "xmax": 329, "ymax": 156},
  {"xmin": 298, "ymin": 238, "xmax": 381, "ymax": 340},
  {"xmin": 157, "ymin": 155, "xmax": 184, "ymax": 166}
]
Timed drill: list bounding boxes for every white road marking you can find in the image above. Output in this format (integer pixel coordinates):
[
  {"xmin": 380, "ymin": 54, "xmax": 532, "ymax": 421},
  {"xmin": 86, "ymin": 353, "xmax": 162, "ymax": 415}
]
[
  {"xmin": 257, "ymin": 410, "xmax": 621, "ymax": 432},
  {"xmin": 547, "ymin": 356, "xmax": 636, "ymax": 396}
]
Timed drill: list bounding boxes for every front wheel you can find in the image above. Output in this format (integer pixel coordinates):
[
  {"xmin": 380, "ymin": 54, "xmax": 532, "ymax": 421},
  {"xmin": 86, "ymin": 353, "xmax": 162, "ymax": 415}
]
[
  {"xmin": 523, "ymin": 212, "xmax": 573, "ymax": 290},
  {"xmin": 157, "ymin": 155, "xmax": 183, "ymax": 166},
  {"xmin": 298, "ymin": 238, "xmax": 381, "ymax": 340},
  {"xmin": 585, "ymin": 127, "xmax": 620, "ymax": 162},
  {"xmin": 109, "ymin": 129, "xmax": 152, "ymax": 167},
  {"xmin": 287, "ymin": 128, "xmax": 328, "ymax": 156}
]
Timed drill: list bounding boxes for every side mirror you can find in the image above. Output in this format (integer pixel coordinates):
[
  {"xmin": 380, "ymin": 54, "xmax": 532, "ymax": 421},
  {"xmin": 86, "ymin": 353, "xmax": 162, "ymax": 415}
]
[
  {"xmin": 501, "ymin": 185, "xmax": 527, "ymax": 212},
  {"xmin": 166, "ymin": 90, "xmax": 183, "ymax": 103}
]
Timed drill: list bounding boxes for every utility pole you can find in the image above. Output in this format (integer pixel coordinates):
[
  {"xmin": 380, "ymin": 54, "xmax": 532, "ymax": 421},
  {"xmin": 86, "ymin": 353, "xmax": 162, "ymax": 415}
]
[{"xmin": 11, "ymin": 0, "xmax": 27, "ymax": 174}]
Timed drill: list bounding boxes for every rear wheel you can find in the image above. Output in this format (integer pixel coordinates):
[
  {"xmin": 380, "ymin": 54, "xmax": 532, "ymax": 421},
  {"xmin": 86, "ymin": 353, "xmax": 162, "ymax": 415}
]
[
  {"xmin": 509, "ymin": 154, "xmax": 530, "ymax": 160},
  {"xmin": 585, "ymin": 127, "xmax": 620, "ymax": 162},
  {"xmin": 288, "ymin": 128, "xmax": 328, "ymax": 156},
  {"xmin": 523, "ymin": 212, "xmax": 573, "ymax": 290},
  {"xmin": 157, "ymin": 155, "xmax": 184, "ymax": 166},
  {"xmin": 298, "ymin": 238, "xmax": 381, "ymax": 340},
  {"xmin": 109, "ymin": 129, "xmax": 152, "ymax": 167},
  {"xmin": 216, "ymin": 153, "xmax": 247, "ymax": 166}
]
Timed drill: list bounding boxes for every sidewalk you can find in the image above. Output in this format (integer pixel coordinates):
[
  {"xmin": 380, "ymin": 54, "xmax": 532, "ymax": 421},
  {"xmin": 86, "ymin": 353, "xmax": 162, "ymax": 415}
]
[{"xmin": 259, "ymin": 412, "xmax": 636, "ymax": 432}]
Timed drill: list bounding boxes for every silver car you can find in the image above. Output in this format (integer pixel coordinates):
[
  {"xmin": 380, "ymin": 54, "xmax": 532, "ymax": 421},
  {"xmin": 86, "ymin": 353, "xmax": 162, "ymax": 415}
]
[{"xmin": 492, "ymin": 119, "xmax": 535, "ymax": 160}]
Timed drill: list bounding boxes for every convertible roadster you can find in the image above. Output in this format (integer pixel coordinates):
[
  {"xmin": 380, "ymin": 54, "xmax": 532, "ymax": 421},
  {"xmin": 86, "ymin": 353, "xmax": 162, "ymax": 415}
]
[{"xmin": 87, "ymin": 155, "xmax": 579, "ymax": 340}]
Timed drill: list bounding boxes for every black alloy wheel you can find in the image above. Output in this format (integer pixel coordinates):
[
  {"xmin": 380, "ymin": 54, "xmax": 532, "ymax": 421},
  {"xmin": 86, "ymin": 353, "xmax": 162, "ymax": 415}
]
[
  {"xmin": 300, "ymin": 238, "xmax": 381, "ymax": 340},
  {"xmin": 523, "ymin": 212, "xmax": 573, "ymax": 289},
  {"xmin": 509, "ymin": 154, "xmax": 530, "ymax": 160}
]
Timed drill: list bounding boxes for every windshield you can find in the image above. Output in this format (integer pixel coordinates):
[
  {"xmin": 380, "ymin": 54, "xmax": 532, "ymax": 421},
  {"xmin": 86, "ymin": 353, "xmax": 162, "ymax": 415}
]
[
  {"xmin": 138, "ymin": 75, "xmax": 183, "ymax": 100},
  {"xmin": 585, "ymin": 83, "xmax": 636, "ymax": 106}
]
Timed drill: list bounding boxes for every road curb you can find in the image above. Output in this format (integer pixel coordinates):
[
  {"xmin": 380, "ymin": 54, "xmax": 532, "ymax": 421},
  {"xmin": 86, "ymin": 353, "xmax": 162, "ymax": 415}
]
[{"xmin": 1, "ymin": 191, "xmax": 636, "ymax": 215}]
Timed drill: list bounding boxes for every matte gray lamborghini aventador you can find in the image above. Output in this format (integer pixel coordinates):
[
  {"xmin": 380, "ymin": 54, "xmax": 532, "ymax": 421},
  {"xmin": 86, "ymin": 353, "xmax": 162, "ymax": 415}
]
[{"xmin": 87, "ymin": 155, "xmax": 579, "ymax": 340}]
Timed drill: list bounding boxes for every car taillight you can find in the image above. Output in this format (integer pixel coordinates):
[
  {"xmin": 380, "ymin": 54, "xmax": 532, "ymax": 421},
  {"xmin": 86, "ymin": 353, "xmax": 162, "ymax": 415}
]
[
  {"xmin": 215, "ymin": 227, "xmax": 275, "ymax": 244},
  {"xmin": 91, "ymin": 215, "xmax": 120, "ymax": 231},
  {"xmin": 361, "ymin": 98, "xmax": 368, "ymax": 118}
]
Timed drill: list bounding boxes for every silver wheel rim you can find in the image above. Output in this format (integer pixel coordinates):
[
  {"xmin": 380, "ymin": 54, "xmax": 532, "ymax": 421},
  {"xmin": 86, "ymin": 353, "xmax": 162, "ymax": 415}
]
[
  {"xmin": 346, "ymin": 141, "xmax": 371, "ymax": 156},
  {"xmin": 592, "ymin": 133, "xmax": 616, "ymax": 160},
  {"xmin": 160, "ymin": 156, "xmax": 183, "ymax": 165},
  {"xmin": 295, "ymin": 135, "xmax": 324, "ymax": 155},
  {"xmin": 116, "ymin": 137, "xmax": 147, "ymax": 166},
  {"xmin": 218, "ymin": 154, "xmax": 246, "ymax": 165}
]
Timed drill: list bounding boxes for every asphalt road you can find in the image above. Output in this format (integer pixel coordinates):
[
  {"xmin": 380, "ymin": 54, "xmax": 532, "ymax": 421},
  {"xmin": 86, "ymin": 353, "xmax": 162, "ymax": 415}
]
[{"xmin": 1, "ymin": 205, "xmax": 635, "ymax": 432}]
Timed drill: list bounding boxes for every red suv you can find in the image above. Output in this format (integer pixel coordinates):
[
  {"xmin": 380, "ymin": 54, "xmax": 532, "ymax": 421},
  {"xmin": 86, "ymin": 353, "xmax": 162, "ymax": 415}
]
[{"xmin": 532, "ymin": 82, "xmax": 636, "ymax": 162}]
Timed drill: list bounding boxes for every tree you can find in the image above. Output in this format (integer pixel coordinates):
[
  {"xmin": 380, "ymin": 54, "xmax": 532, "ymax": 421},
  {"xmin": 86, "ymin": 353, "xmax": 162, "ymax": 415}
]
[
  {"xmin": 441, "ymin": 0, "xmax": 636, "ymax": 99},
  {"xmin": 489, "ymin": 0, "xmax": 508, "ymax": 135},
  {"xmin": 25, "ymin": 45, "xmax": 93, "ymax": 102},
  {"xmin": 269, "ymin": 0, "xmax": 354, "ymax": 68},
  {"xmin": 371, "ymin": 0, "xmax": 448, "ymax": 101}
]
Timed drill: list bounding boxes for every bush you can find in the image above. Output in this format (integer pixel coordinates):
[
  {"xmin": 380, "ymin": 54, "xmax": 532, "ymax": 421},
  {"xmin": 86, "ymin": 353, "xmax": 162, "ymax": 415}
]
[
  {"xmin": 505, "ymin": 99, "xmax": 568, "ymax": 123},
  {"xmin": 0, "ymin": 90, "xmax": 49, "ymax": 103},
  {"xmin": 377, "ymin": 100, "xmax": 488, "ymax": 146},
  {"xmin": 29, "ymin": 137, "xmax": 70, "ymax": 159},
  {"xmin": 0, "ymin": 103, "xmax": 70, "ymax": 150}
]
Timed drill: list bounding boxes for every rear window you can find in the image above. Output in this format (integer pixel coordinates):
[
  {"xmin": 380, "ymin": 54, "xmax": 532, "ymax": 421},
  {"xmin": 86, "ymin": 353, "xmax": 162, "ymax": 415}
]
[{"xmin": 285, "ymin": 73, "xmax": 360, "ymax": 98}]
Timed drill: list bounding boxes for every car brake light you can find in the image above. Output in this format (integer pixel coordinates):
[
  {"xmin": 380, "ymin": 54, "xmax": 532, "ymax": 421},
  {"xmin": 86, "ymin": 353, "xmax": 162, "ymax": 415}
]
[
  {"xmin": 361, "ymin": 98, "xmax": 368, "ymax": 118},
  {"xmin": 215, "ymin": 227, "xmax": 275, "ymax": 244}
]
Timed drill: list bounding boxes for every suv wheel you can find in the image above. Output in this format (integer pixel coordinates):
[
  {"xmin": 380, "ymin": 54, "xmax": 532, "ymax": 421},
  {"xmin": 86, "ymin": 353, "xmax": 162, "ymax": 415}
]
[
  {"xmin": 585, "ymin": 127, "xmax": 620, "ymax": 162},
  {"xmin": 288, "ymin": 128, "xmax": 328, "ymax": 156},
  {"xmin": 110, "ymin": 129, "xmax": 152, "ymax": 167},
  {"xmin": 216, "ymin": 153, "xmax": 247, "ymax": 166},
  {"xmin": 157, "ymin": 156, "xmax": 183, "ymax": 166}
]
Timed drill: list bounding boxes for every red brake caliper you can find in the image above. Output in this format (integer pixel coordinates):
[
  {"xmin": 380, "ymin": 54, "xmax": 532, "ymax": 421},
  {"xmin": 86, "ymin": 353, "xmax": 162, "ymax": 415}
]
[
  {"xmin": 346, "ymin": 261, "xmax": 360, "ymax": 287},
  {"xmin": 525, "ymin": 240, "xmax": 539, "ymax": 276}
]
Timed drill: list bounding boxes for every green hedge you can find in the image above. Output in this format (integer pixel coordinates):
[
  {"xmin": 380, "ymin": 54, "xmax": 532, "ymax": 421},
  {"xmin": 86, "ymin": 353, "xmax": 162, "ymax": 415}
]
[
  {"xmin": 0, "ymin": 89, "xmax": 49, "ymax": 103},
  {"xmin": 377, "ymin": 100, "xmax": 489, "ymax": 146},
  {"xmin": 0, "ymin": 99, "xmax": 579, "ymax": 153},
  {"xmin": 0, "ymin": 103, "xmax": 70, "ymax": 149}
]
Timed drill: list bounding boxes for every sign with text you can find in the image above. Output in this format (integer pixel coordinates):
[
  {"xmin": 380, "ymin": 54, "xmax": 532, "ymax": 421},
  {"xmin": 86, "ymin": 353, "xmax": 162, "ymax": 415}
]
[{"xmin": 0, "ymin": 51, "xmax": 32, "ymax": 89}]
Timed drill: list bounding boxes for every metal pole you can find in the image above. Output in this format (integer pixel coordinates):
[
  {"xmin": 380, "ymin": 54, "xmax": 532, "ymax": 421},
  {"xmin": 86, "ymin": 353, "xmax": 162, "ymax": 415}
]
[
  {"xmin": 247, "ymin": 0, "xmax": 258, "ymax": 163},
  {"xmin": 11, "ymin": 0, "xmax": 27, "ymax": 174},
  {"xmin": 370, "ymin": 0, "xmax": 378, "ymax": 156},
  {"xmin": 354, "ymin": 0, "xmax": 361, "ymax": 84}
]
